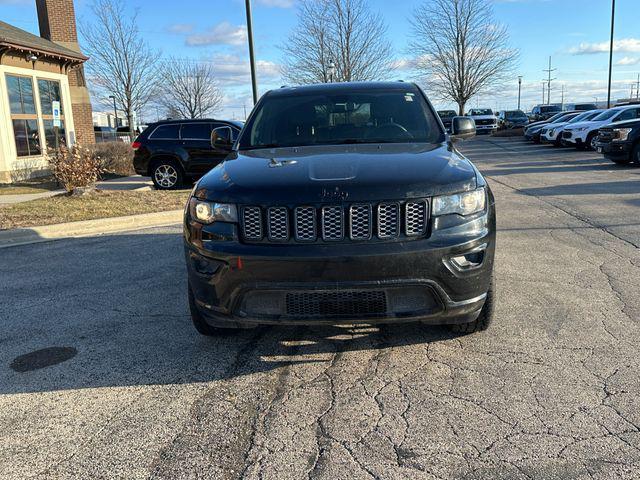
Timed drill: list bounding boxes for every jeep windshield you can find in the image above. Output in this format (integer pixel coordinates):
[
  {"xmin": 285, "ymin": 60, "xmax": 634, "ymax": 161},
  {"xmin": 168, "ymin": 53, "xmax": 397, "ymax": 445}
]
[{"xmin": 238, "ymin": 88, "xmax": 443, "ymax": 150}]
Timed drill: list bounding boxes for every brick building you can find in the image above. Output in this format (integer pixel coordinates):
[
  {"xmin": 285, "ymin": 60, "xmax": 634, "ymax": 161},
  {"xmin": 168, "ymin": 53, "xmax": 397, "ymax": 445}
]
[{"xmin": 0, "ymin": 0, "xmax": 93, "ymax": 183}]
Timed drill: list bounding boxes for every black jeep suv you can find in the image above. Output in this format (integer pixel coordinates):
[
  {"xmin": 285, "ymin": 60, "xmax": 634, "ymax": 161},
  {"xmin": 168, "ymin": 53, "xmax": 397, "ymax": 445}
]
[
  {"xmin": 184, "ymin": 82, "xmax": 496, "ymax": 335},
  {"xmin": 596, "ymin": 119, "xmax": 640, "ymax": 165},
  {"xmin": 133, "ymin": 119, "xmax": 243, "ymax": 190}
]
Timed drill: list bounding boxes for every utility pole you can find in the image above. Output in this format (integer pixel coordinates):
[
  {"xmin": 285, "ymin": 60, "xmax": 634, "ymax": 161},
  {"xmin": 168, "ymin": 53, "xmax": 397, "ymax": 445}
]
[
  {"xmin": 636, "ymin": 73, "xmax": 640, "ymax": 101},
  {"xmin": 543, "ymin": 56, "xmax": 556, "ymax": 105},
  {"xmin": 561, "ymin": 84, "xmax": 565, "ymax": 108},
  {"xmin": 245, "ymin": 0, "xmax": 258, "ymax": 104},
  {"xmin": 542, "ymin": 82, "xmax": 545, "ymax": 104},
  {"xmin": 607, "ymin": 0, "xmax": 616, "ymax": 108},
  {"xmin": 517, "ymin": 76, "xmax": 522, "ymax": 110}
]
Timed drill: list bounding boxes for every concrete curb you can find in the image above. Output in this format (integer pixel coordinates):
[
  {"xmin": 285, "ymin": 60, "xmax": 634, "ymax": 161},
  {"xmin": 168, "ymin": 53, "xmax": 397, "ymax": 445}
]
[{"xmin": 0, "ymin": 209, "xmax": 183, "ymax": 249}]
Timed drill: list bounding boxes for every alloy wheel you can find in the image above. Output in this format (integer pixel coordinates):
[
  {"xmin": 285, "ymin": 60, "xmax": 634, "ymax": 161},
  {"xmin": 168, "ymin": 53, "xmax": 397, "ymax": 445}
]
[{"xmin": 154, "ymin": 164, "xmax": 178, "ymax": 188}]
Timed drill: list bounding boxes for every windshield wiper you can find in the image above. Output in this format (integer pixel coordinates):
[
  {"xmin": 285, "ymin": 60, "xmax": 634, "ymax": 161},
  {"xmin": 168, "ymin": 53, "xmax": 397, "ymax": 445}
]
[
  {"xmin": 247, "ymin": 143, "xmax": 281, "ymax": 149},
  {"xmin": 334, "ymin": 138, "xmax": 396, "ymax": 145}
]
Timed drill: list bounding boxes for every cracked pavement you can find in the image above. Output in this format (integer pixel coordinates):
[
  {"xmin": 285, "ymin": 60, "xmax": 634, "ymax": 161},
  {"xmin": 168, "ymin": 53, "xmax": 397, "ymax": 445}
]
[{"xmin": 1, "ymin": 136, "xmax": 640, "ymax": 479}]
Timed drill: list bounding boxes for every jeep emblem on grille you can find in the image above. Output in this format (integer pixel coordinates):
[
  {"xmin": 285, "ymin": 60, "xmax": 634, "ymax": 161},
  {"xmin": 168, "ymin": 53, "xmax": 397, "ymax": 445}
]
[{"xmin": 321, "ymin": 187, "xmax": 349, "ymax": 201}]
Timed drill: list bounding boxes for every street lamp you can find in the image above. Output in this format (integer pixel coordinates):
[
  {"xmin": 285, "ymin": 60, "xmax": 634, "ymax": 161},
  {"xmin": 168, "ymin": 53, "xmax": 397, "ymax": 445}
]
[
  {"xmin": 327, "ymin": 60, "xmax": 336, "ymax": 83},
  {"xmin": 606, "ymin": 0, "xmax": 616, "ymax": 108},
  {"xmin": 108, "ymin": 95, "xmax": 118, "ymax": 128},
  {"xmin": 517, "ymin": 76, "xmax": 522, "ymax": 110},
  {"xmin": 245, "ymin": 0, "xmax": 258, "ymax": 104}
]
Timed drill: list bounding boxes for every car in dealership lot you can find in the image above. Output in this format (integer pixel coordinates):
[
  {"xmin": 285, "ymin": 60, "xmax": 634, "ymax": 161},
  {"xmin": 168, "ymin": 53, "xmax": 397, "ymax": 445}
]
[
  {"xmin": 561, "ymin": 104, "xmax": 640, "ymax": 150},
  {"xmin": 184, "ymin": 81, "xmax": 496, "ymax": 336},
  {"xmin": 437, "ymin": 110, "xmax": 458, "ymax": 132},
  {"xmin": 595, "ymin": 118, "xmax": 640, "ymax": 165},
  {"xmin": 497, "ymin": 110, "xmax": 529, "ymax": 129},
  {"xmin": 133, "ymin": 119, "xmax": 244, "ymax": 190},
  {"xmin": 524, "ymin": 111, "xmax": 573, "ymax": 136},
  {"xmin": 530, "ymin": 104, "xmax": 562, "ymax": 121},
  {"xmin": 563, "ymin": 103, "xmax": 598, "ymax": 112},
  {"xmin": 525, "ymin": 112, "xmax": 580, "ymax": 143},
  {"xmin": 540, "ymin": 110, "xmax": 601, "ymax": 146},
  {"xmin": 466, "ymin": 108, "xmax": 498, "ymax": 134}
]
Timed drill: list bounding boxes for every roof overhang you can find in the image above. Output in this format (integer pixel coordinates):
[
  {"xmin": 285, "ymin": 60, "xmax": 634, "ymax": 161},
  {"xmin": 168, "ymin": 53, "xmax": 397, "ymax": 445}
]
[{"xmin": 0, "ymin": 41, "xmax": 87, "ymax": 64}]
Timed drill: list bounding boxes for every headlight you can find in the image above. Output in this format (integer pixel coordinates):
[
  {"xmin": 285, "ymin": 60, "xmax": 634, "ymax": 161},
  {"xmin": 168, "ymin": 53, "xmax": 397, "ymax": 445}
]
[
  {"xmin": 549, "ymin": 128, "xmax": 557, "ymax": 135},
  {"xmin": 189, "ymin": 198, "xmax": 237, "ymax": 224},
  {"xmin": 613, "ymin": 128, "xmax": 633, "ymax": 141},
  {"xmin": 432, "ymin": 188, "xmax": 486, "ymax": 217},
  {"xmin": 576, "ymin": 126, "xmax": 589, "ymax": 131}
]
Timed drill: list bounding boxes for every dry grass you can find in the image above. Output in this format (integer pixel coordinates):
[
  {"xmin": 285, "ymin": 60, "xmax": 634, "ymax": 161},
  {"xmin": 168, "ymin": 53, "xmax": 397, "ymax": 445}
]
[
  {"xmin": 0, "ymin": 177, "xmax": 59, "ymax": 196},
  {"xmin": 0, "ymin": 190, "xmax": 190, "ymax": 230}
]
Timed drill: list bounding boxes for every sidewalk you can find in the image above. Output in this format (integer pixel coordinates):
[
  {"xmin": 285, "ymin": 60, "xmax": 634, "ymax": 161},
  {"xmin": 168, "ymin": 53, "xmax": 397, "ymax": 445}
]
[
  {"xmin": 0, "ymin": 209, "xmax": 182, "ymax": 249},
  {"xmin": 0, "ymin": 175, "xmax": 152, "ymax": 205}
]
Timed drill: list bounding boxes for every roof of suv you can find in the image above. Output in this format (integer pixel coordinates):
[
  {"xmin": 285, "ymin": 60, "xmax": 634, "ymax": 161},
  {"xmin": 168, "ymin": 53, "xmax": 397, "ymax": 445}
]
[
  {"xmin": 151, "ymin": 118, "xmax": 244, "ymax": 129},
  {"xmin": 268, "ymin": 81, "xmax": 418, "ymax": 97}
]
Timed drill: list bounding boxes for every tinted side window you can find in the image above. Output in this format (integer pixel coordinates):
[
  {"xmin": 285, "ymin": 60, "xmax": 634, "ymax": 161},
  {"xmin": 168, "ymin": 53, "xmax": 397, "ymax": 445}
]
[
  {"xmin": 181, "ymin": 123, "xmax": 212, "ymax": 140},
  {"xmin": 150, "ymin": 124, "xmax": 180, "ymax": 139},
  {"xmin": 615, "ymin": 109, "xmax": 638, "ymax": 122}
]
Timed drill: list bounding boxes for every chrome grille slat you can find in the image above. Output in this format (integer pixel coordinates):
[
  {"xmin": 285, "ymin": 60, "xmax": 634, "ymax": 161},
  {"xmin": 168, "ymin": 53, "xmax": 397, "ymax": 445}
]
[
  {"xmin": 321, "ymin": 206, "xmax": 344, "ymax": 241},
  {"xmin": 242, "ymin": 206, "xmax": 263, "ymax": 240},
  {"xmin": 267, "ymin": 207, "xmax": 289, "ymax": 241},
  {"xmin": 405, "ymin": 201, "xmax": 427, "ymax": 236},
  {"xmin": 377, "ymin": 203, "xmax": 399, "ymax": 238},
  {"xmin": 294, "ymin": 206, "xmax": 317, "ymax": 241},
  {"xmin": 349, "ymin": 204, "xmax": 372, "ymax": 240}
]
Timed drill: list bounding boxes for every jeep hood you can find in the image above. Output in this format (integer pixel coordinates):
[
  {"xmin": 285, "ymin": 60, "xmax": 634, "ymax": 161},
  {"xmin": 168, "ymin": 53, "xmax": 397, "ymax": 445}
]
[{"xmin": 195, "ymin": 143, "xmax": 478, "ymax": 204}]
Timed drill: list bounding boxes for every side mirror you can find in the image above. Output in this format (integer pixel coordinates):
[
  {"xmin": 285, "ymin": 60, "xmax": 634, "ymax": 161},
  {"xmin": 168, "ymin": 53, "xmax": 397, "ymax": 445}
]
[
  {"xmin": 450, "ymin": 116, "xmax": 476, "ymax": 141},
  {"xmin": 211, "ymin": 126, "xmax": 233, "ymax": 150}
]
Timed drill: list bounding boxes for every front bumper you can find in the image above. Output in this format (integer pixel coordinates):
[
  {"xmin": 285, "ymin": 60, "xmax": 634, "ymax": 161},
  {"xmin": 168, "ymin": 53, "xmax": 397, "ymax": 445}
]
[
  {"xmin": 184, "ymin": 209, "xmax": 496, "ymax": 328},
  {"xmin": 595, "ymin": 140, "xmax": 633, "ymax": 158}
]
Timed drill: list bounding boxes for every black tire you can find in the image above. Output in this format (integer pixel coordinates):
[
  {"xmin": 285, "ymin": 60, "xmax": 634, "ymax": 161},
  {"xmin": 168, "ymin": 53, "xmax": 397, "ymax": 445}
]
[
  {"xmin": 450, "ymin": 279, "xmax": 495, "ymax": 334},
  {"xmin": 586, "ymin": 132, "xmax": 598, "ymax": 151},
  {"xmin": 150, "ymin": 159, "xmax": 183, "ymax": 190},
  {"xmin": 188, "ymin": 286, "xmax": 241, "ymax": 336},
  {"xmin": 632, "ymin": 143, "xmax": 640, "ymax": 166}
]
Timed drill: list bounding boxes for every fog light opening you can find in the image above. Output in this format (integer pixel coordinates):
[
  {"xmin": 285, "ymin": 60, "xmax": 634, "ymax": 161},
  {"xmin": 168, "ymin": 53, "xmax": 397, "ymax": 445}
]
[{"xmin": 450, "ymin": 246, "xmax": 486, "ymax": 271}]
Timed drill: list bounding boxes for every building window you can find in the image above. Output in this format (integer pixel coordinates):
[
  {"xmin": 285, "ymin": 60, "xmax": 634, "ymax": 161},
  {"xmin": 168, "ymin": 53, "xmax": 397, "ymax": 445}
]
[
  {"xmin": 38, "ymin": 79, "xmax": 66, "ymax": 151},
  {"xmin": 6, "ymin": 75, "xmax": 41, "ymax": 156}
]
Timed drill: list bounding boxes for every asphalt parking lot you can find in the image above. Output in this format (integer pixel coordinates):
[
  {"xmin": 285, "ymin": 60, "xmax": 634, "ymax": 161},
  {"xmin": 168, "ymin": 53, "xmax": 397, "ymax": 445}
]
[{"xmin": 2, "ymin": 136, "xmax": 640, "ymax": 479}]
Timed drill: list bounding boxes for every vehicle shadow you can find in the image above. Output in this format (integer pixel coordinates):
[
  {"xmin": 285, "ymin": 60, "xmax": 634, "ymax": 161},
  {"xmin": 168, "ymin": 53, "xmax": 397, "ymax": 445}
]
[
  {"xmin": 520, "ymin": 179, "xmax": 640, "ymax": 196},
  {"xmin": 0, "ymin": 230, "xmax": 459, "ymax": 395}
]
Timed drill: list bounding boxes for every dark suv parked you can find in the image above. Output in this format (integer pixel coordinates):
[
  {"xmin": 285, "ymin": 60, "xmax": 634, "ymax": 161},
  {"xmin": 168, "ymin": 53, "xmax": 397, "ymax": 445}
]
[
  {"xmin": 437, "ymin": 110, "xmax": 457, "ymax": 132},
  {"xmin": 184, "ymin": 82, "xmax": 496, "ymax": 335},
  {"xmin": 596, "ymin": 118, "xmax": 640, "ymax": 165},
  {"xmin": 133, "ymin": 119, "xmax": 243, "ymax": 189}
]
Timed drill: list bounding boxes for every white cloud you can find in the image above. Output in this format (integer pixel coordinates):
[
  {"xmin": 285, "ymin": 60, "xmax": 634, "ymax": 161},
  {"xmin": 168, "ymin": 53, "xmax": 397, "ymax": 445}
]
[
  {"xmin": 209, "ymin": 54, "xmax": 281, "ymax": 88},
  {"xmin": 185, "ymin": 22, "xmax": 247, "ymax": 47},
  {"xmin": 255, "ymin": 0, "xmax": 294, "ymax": 7},
  {"xmin": 570, "ymin": 38, "xmax": 640, "ymax": 55},
  {"xmin": 616, "ymin": 56, "xmax": 640, "ymax": 66}
]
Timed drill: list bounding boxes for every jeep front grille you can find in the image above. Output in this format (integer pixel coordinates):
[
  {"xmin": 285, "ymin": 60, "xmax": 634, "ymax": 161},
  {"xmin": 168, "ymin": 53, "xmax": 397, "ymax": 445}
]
[
  {"xmin": 285, "ymin": 290, "xmax": 387, "ymax": 317},
  {"xmin": 240, "ymin": 200, "xmax": 429, "ymax": 243}
]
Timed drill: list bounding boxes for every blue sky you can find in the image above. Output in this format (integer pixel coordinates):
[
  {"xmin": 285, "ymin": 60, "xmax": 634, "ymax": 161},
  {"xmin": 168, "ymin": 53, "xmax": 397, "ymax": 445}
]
[{"xmin": 2, "ymin": 0, "xmax": 640, "ymax": 119}]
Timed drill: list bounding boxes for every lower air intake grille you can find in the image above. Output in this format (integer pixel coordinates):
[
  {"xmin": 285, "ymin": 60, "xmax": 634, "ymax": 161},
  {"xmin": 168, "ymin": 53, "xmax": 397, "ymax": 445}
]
[{"xmin": 286, "ymin": 290, "xmax": 387, "ymax": 317}]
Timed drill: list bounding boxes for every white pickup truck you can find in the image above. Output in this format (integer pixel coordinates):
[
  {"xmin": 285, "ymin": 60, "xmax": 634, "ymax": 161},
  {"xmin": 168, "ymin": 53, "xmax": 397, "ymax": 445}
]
[{"xmin": 466, "ymin": 108, "xmax": 498, "ymax": 134}]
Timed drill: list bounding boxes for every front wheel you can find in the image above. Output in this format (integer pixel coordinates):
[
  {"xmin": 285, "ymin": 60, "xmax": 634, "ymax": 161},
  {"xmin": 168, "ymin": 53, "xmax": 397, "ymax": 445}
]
[
  {"xmin": 587, "ymin": 132, "xmax": 599, "ymax": 151},
  {"xmin": 151, "ymin": 159, "xmax": 183, "ymax": 190},
  {"xmin": 450, "ymin": 279, "xmax": 495, "ymax": 334}
]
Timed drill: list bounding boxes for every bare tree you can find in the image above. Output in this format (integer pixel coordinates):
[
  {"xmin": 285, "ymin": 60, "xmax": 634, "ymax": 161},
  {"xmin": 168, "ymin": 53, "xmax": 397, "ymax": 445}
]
[
  {"xmin": 80, "ymin": 0, "xmax": 159, "ymax": 138},
  {"xmin": 158, "ymin": 59, "xmax": 223, "ymax": 119},
  {"xmin": 281, "ymin": 0, "xmax": 393, "ymax": 84},
  {"xmin": 410, "ymin": 0, "xmax": 518, "ymax": 115}
]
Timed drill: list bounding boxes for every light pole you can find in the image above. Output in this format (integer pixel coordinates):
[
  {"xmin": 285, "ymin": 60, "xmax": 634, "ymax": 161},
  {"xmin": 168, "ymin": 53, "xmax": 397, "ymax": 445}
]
[
  {"xmin": 327, "ymin": 59, "xmax": 336, "ymax": 83},
  {"xmin": 108, "ymin": 95, "xmax": 118, "ymax": 128},
  {"xmin": 517, "ymin": 76, "xmax": 522, "ymax": 110},
  {"xmin": 606, "ymin": 0, "xmax": 616, "ymax": 108},
  {"xmin": 245, "ymin": 0, "xmax": 258, "ymax": 105}
]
